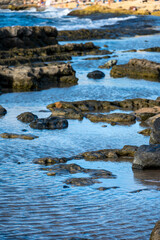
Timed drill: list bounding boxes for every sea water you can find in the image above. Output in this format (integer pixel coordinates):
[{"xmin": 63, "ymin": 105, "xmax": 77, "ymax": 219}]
[{"xmin": 0, "ymin": 7, "xmax": 160, "ymax": 240}]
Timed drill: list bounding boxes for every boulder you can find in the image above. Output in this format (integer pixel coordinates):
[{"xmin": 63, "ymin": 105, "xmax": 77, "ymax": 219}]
[
  {"xmin": 0, "ymin": 132, "xmax": 38, "ymax": 140},
  {"xmin": 132, "ymin": 144, "xmax": 160, "ymax": 169},
  {"xmin": 110, "ymin": 59, "xmax": 160, "ymax": 81},
  {"xmin": 0, "ymin": 105, "xmax": 7, "ymax": 116},
  {"xmin": 51, "ymin": 108, "xmax": 84, "ymax": 120},
  {"xmin": 99, "ymin": 59, "xmax": 117, "ymax": 69},
  {"xmin": 150, "ymin": 118, "xmax": 160, "ymax": 144},
  {"xmin": 0, "ymin": 63, "xmax": 78, "ymax": 91},
  {"xmin": 86, "ymin": 113, "xmax": 136, "ymax": 125},
  {"xmin": 29, "ymin": 116, "xmax": 68, "ymax": 130},
  {"xmin": 150, "ymin": 221, "xmax": 160, "ymax": 240},
  {"xmin": 0, "ymin": 26, "xmax": 58, "ymax": 50},
  {"xmin": 17, "ymin": 112, "xmax": 38, "ymax": 123},
  {"xmin": 87, "ymin": 70, "xmax": 105, "ymax": 79}
]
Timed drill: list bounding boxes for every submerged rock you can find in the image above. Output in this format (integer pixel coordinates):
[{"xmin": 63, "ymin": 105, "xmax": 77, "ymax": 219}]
[
  {"xmin": 0, "ymin": 132, "xmax": 38, "ymax": 140},
  {"xmin": 65, "ymin": 177, "xmax": 101, "ymax": 186},
  {"xmin": 17, "ymin": 112, "xmax": 38, "ymax": 123},
  {"xmin": 110, "ymin": 59, "xmax": 160, "ymax": 81},
  {"xmin": 133, "ymin": 144, "xmax": 160, "ymax": 169},
  {"xmin": 0, "ymin": 105, "xmax": 7, "ymax": 116},
  {"xmin": 150, "ymin": 220, "xmax": 160, "ymax": 240},
  {"xmin": 87, "ymin": 70, "xmax": 105, "ymax": 79},
  {"xmin": 30, "ymin": 116, "xmax": 68, "ymax": 130},
  {"xmin": 0, "ymin": 63, "xmax": 78, "ymax": 91}
]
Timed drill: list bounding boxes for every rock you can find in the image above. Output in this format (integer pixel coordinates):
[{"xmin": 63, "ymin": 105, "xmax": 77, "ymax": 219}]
[
  {"xmin": 117, "ymin": 145, "xmax": 138, "ymax": 157},
  {"xmin": 150, "ymin": 221, "xmax": 160, "ymax": 240},
  {"xmin": 0, "ymin": 132, "xmax": 38, "ymax": 140},
  {"xmin": 51, "ymin": 108, "xmax": 84, "ymax": 120},
  {"xmin": 86, "ymin": 113, "xmax": 136, "ymax": 125},
  {"xmin": 97, "ymin": 186, "xmax": 119, "ymax": 191},
  {"xmin": 150, "ymin": 118, "xmax": 160, "ymax": 144},
  {"xmin": 99, "ymin": 59, "xmax": 117, "ymax": 69},
  {"xmin": 132, "ymin": 144, "xmax": 160, "ymax": 169},
  {"xmin": 146, "ymin": 114, "xmax": 160, "ymax": 127},
  {"xmin": 30, "ymin": 116, "xmax": 68, "ymax": 130},
  {"xmin": 0, "ymin": 63, "xmax": 78, "ymax": 91},
  {"xmin": 134, "ymin": 107, "xmax": 160, "ymax": 121},
  {"xmin": 65, "ymin": 177, "xmax": 101, "ymax": 186},
  {"xmin": 85, "ymin": 169, "xmax": 115, "ymax": 179},
  {"xmin": 110, "ymin": 59, "xmax": 160, "ymax": 81},
  {"xmin": 87, "ymin": 70, "xmax": 105, "ymax": 79},
  {"xmin": 138, "ymin": 128, "xmax": 151, "ymax": 136},
  {"xmin": 140, "ymin": 47, "xmax": 160, "ymax": 52},
  {"xmin": 129, "ymin": 188, "xmax": 149, "ymax": 193},
  {"xmin": 17, "ymin": 112, "xmax": 38, "ymax": 123},
  {"xmin": 0, "ymin": 26, "xmax": 58, "ymax": 50},
  {"xmin": 0, "ymin": 105, "xmax": 7, "ymax": 116},
  {"xmin": 33, "ymin": 157, "xmax": 68, "ymax": 165}
]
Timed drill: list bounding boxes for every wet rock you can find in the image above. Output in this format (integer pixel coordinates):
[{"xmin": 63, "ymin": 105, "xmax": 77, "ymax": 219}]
[
  {"xmin": 150, "ymin": 118, "xmax": 160, "ymax": 144},
  {"xmin": 0, "ymin": 132, "xmax": 38, "ymax": 140},
  {"xmin": 110, "ymin": 59, "xmax": 160, "ymax": 81},
  {"xmin": 138, "ymin": 128, "xmax": 151, "ymax": 136},
  {"xmin": 134, "ymin": 107, "xmax": 160, "ymax": 121},
  {"xmin": 85, "ymin": 169, "xmax": 115, "ymax": 179},
  {"xmin": 30, "ymin": 116, "xmax": 68, "ymax": 130},
  {"xmin": 97, "ymin": 186, "xmax": 119, "ymax": 191},
  {"xmin": 17, "ymin": 112, "xmax": 38, "ymax": 123},
  {"xmin": 33, "ymin": 157, "xmax": 68, "ymax": 165},
  {"xmin": 117, "ymin": 145, "xmax": 138, "ymax": 158},
  {"xmin": 0, "ymin": 63, "xmax": 78, "ymax": 91},
  {"xmin": 140, "ymin": 47, "xmax": 160, "ymax": 52},
  {"xmin": 87, "ymin": 70, "xmax": 105, "ymax": 79},
  {"xmin": 133, "ymin": 144, "xmax": 160, "ymax": 169},
  {"xmin": 99, "ymin": 59, "xmax": 117, "ymax": 69},
  {"xmin": 129, "ymin": 188, "xmax": 149, "ymax": 193},
  {"xmin": 51, "ymin": 108, "xmax": 84, "ymax": 120},
  {"xmin": 65, "ymin": 177, "xmax": 101, "ymax": 186},
  {"xmin": 146, "ymin": 114, "xmax": 160, "ymax": 127},
  {"xmin": 0, "ymin": 105, "xmax": 7, "ymax": 116},
  {"xmin": 150, "ymin": 220, "xmax": 160, "ymax": 240},
  {"xmin": 0, "ymin": 26, "xmax": 58, "ymax": 50},
  {"xmin": 86, "ymin": 113, "xmax": 136, "ymax": 125}
]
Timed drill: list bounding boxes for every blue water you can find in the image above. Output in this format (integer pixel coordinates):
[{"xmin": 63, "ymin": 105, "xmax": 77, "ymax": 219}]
[{"xmin": 0, "ymin": 7, "xmax": 160, "ymax": 240}]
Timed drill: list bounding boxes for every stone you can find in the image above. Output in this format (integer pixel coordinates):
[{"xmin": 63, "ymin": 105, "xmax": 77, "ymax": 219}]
[
  {"xmin": 86, "ymin": 113, "xmax": 136, "ymax": 125},
  {"xmin": 150, "ymin": 221, "xmax": 160, "ymax": 240},
  {"xmin": 17, "ymin": 112, "xmax": 38, "ymax": 123},
  {"xmin": 87, "ymin": 70, "xmax": 105, "ymax": 79},
  {"xmin": 0, "ymin": 63, "xmax": 78, "ymax": 91},
  {"xmin": 97, "ymin": 186, "xmax": 119, "ymax": 191},
  {"xmin": 33, "ymin": 157, "xmax": 68, "ymax": 165},
  {"xmin": 132, "ymin": 144, "xmax": 160, "ymax": 169},
  {"xmin": 51, "ymin": 108, "xmax": 84, "ymax": 120},
  {"xmin": 0, "ymin": 132, "xmax": 38, "ymax": 140},
  {"xmin": 110, "ymin": 59, "xmax": 160, "ymax": 81},
  {"xmin": 0, "ymin": 105, "xmax": 7, "ymax": 116},
  {"xmin": 150, "ymin": 118, "xmax": 160, "ymax": 144},
  {"xmin": 65, "ymin": 177, "xmax": 101, "ymax": 186},
  {"xmin": 99, "ymin": 59, "xmax": 117, "ymax": 69},
  {"xmin": 30, "ymin": 116, "xmax": 68, "ymax": 130},
  {"xmin": 138, "ymin": 128, "xmax": 151, "ymax": 136},
  {"xmin": 134, "ymin": 107, "xmax": 160, "ymax": 121}
]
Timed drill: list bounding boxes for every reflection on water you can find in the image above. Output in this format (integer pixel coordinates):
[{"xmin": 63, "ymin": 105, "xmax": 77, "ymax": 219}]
[{"xmin": 0, "ymin": 34, "xmax": 160, "ymax": 239}]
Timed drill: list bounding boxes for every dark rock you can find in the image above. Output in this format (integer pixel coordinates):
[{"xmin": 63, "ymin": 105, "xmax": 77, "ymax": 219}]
[
  {"xmin": 63, "ymin": 185, "xmax": 70, "ymax": 189},
  {"xmin": 150, "ymin": 221, "xmax": 160, "ymax": 240},
  {"xmin": 0, "ymin": 105, "xmax": 7, "ymax": 116},
  {"xmin": 33, "ymin": 157, "xmax": 68, "ymax": 165},
  {"xmin": 17, "ymin": 112, "xmax": 38, "ymax": 123},
  {"xmin": 0, "ymin": 132, "xmax": 38, "ymax": 140},
  {"xmin": 0, "ymin": 63, "xmax": 78, "ymax": 91},
  {"xmin": 30, "ymin": 116, "xmax": 68, "ymax": 130},
  {"xmin": 132, "ymin": 144, "xmax": 160, "ymax": 169},
  {"xmin": 99, "ymin": 59, "xmax": 117, "ymax": 69},
  {"xmin": 138, "ymin": 128, "xmax": 151, "ymax": 136},
  {"xmin": 110, "ymin": 58, "xmax": 160, "ymax": 81},
  {"xmin": 86, "ymin": 113, "xmax": 136, "ymax": 125},
  {"xmin": 65, "ymin": 177, "xmax": 101, "ymax": 186},
  {"xmin": 87, "ymin": 70, "xmax": 105, "ymax": 79},
  {"xmin": 129, "ymin": 188, "xmax": 149, "ymax": 193},
  {"xmin": 150, "ymin": 118, "xmax": 160, "ymax": 144},
  {"xmin": 141, "ymin": 47, "xmax": 160, "ymax": 52},
  {"xmin": 85, "ymin": 169, "xmax": 115, "ymax": 179},
  {"xmin": 51, "ymin": 108, "xmax": 84, "ymax": 120},
  {"xmin": 97, "ymin": 186, "xmax": 119, "ymax": 191}
]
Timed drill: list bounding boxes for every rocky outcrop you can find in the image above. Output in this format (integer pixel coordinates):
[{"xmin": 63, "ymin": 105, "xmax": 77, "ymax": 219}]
[
  {"xmin": 87, "ymin": 70, "xmax": 105, "ymax": 79},
  {"xmin": 17, "ymin": 112, "xmax": 38, "ymax": 123},
  {"xmin": 0, "ymin": 132, "xmax": 38, "ymax": 140},
  {"xmin": 86, "ymin": 113, "xmax": 136, "ymax": 125},
  {"xmin": 0, "ymin": 63, "xmax": 78, "ymax": 91},
  {"xmin": 0, "ymin": 26, "xmax": 58, "ymax": 50},
  {"xmin": 150, "ymin": 118, "xmax": 160, "ymax": 144},
  {"xmin": 29, "ymin": 116, "xmax": 68, "ymax": 130},
  {"xmin": 0, "ymin": 105, "xmax": 7, "ymax": 116},
  {"xmin": 132, "ymin": 144, "xmax": 160, "ymax": 169},
  {"xmin": 110, "ymin": 59, "xmax": 160, "ymax": 82},
  {"xmin": 150, "ymin": 221, "xmax": 160, "ymax": 240},
  {"xmin": 134, "ymin": 107, "xmax": 160, "ymax": 121},
  {"xmin": 99, "ymin": 59, "xmax": 117, "ymax": 69}
]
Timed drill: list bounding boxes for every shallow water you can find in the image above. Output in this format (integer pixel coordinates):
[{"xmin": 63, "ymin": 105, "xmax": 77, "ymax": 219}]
[{"xmin": 0, "ymin": 9, "xmax": 160, "ymax": 240}]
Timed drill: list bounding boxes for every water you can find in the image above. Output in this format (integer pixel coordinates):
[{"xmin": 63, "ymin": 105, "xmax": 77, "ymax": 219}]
[{"xmin": 0, "ymin": 7, "xmax": 160, "ymax": 240}]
